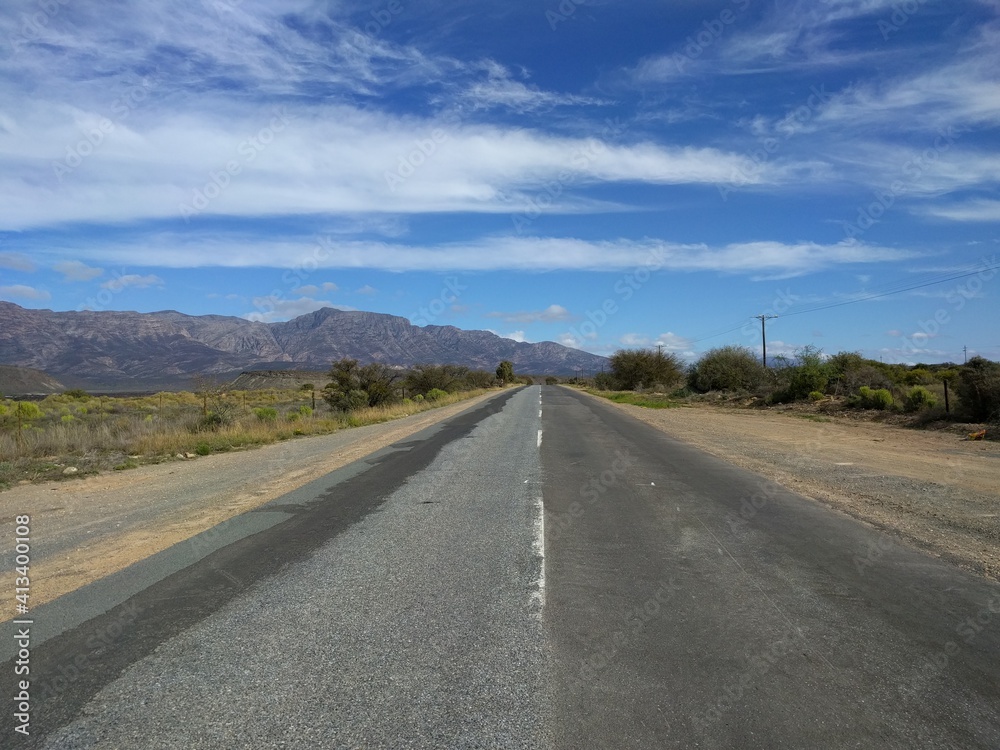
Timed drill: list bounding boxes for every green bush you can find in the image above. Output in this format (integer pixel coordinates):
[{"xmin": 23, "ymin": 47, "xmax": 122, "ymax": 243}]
[
  {"xmin": 955, "ymin": 357, "xmax": 1000, "ymax": 422},
  {"xmin": 854, "ymin": 386, "xmax": 894, "ymax": 410},
  {"xmin": 254, "ymin": 407, "xmax": 278, "ymax": 422},
  {"xmin": 545, "ymin": 376, "xmax": 559, "ymax": 385},
  {"xmin": 689, "ymin": 345, "xmax": 765, "ymax": 393},
  {"xmin": 786, "ymin": 346, "xmax": 832, "ymax": 400},
  {"xmin": 195, "ymin": 442, "xmax": 212, "ymax": 456},
  {"xmin": 609, "ymin": 348, "xmax": 683, "ymax": 391},
  {"xmin": 298, "ymin": 405, "xmax": 313, "ymax": 417},
  {"xmin": 808, "ymin": 390, "xmax": 825, "ymax": 402},
  {"xmin": 425, "ymin": 388, "xmax": 449, "ymax": 401},
  {"xmin": 198, "ymin": 412, "xmax": 225, "ymax": 431},
  {"xmin": 413, "ymin": 394, "xmax": 424, "ymax": 403},
  {"xmin": 345, "ymin": 390, "xmax": 370, "ymax": 411},
  {"xmin": 63, "ymin": 389, "xmax": 90, "ymax": 399},
  {"xmin": 904, "ymin": 386, "xmax": 937, "ymax": 412}
]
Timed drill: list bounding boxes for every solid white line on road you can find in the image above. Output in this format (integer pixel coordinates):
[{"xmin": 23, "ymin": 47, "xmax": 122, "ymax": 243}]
[
  {"xmin": 531, "ymin": 496, "xmax": 546, "ymax": 612},
  {"xmin": 538, "ymin": 409, "xmax": 542, "ymax": 418},
  {"xmin": 537, "ymin": 429, "xmax": 543, "ymax": 447}
]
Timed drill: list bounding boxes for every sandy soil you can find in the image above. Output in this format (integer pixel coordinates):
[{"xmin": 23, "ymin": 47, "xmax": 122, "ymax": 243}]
[
  {"xmin": 0, "ymin": 391, "xmax": 501, "ymax": 620},
  {"xmin": 591, "ymin": 395, "xmax": 1000, "ymax": 581}
]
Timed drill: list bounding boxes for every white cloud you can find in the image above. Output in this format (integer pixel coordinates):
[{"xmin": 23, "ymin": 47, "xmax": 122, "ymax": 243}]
[
  {"xmin": 501, "ymin": 330, "xmax": 527, "ymax": 342},
  {"xmin": 53, "ymin": 260, "xmax": 104, "ymax": 282},
  {"xmin": 0, "ymin": 284, "xmax": 50, "ymax": 300},
  {"xmin": 100, "ymin": 274, "xmax": 164, "ymax": 291},
  {"xmin": 0, "ymin": 100, "xmax": 781, "ymax": 230},
  {"xmin": 54, "ymin": 234, "xmax": 914, "ymax": 276},
  {"xmin": 558, "ymin": 333, "xmax": 581, "ymax": 349},
  {"xmin": 0, "ymin": 252, "xmax": 36, "ymax": 272},
  {"xmin": 655, "ymin": 332, "xmax": 694, "ymax": 353},
  {"xmin": 243, "ymin": 296, "xmax": 355, "ymax": 323},
  {"xmin": 619, "ymin": 333, "xmax": 650, "ymax": 347},
  {"xmin": 454, "ymin": 64, "xmax": 605, "ymax": 113},
  {"xmin": 921, "ymin": 199, "xmax": 1000, "ymax": 222},
  {"xmin": 293, "ymin": 282, "xmax": 340, "ymax": 295},
  {"xmin": 355, "ymin": 284, "xmax": 377, "ymax": 295},
  {"xmin": 487, "ymin": 304, "xmax": 572, "ymax": 324}
]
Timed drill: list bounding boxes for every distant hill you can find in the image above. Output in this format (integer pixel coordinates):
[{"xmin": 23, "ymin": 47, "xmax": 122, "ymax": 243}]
[
  {"xmin": 0, "ymin": 365, "xmax": 66, "ymax": 395},
  {"xmin": 0, "ymin": 302, "xmax": 607, "ymax": 389}
]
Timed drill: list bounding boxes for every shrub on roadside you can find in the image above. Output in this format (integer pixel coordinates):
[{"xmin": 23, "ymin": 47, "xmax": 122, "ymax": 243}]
[
  {"xmin": 689, "ymin": 345, "xmax": 765, "ymax": 393},
  {"xmin": 808, "ymin": 390, "xmax": 825, "ymax": 402},
  {"xmin": 425, "ymin": 388, "xmax": 449, "ymax": 401},
  {"xmin": 852, "ymin": 386, "xmax": 894, "ymax": 410},
  {"xmin": 955, "ymin": 356, "xmax": 1000, "ymax": 422},
  {"xmin": 904, "ymin": 386, "xmax": 937, "ymax": 412},
  {"xmin": 254, "ymin": 407, "xmax": 278, "ymax": 422}
]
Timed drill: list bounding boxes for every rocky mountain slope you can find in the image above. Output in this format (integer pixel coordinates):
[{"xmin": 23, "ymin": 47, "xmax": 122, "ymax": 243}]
[{"xmin": 0, "ymin": 301, "xmax": 606, "ymax": 387}]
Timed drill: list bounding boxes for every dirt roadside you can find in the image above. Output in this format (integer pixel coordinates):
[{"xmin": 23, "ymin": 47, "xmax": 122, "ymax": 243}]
[
  {"xmin": 587, "ymin": 392, "xmax": 1000, "ymax": 581},
  {"xmin": 0, "ymin": 391, "xmax": 503, "ymax": 620}
]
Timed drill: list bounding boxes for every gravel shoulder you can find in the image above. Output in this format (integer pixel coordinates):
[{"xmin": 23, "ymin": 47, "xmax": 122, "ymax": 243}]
[
  {"xmin": 0, "ymin": 391, "xmax": 501, "ymax": 619},
  {"xmin": 581, "ymin": 390, "xmax": 1000, "ymax": 581}
]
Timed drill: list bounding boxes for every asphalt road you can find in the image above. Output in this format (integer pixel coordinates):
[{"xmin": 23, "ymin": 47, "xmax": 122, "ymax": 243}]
[{"xmin": 3, "ymin": 385, "xmax": 999, "ymax": 748}]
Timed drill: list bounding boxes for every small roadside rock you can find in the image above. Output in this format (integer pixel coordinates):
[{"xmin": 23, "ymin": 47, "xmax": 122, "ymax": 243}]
[
  {"xmin": 62, "ymin": 466, "xmax": 79, "ymax": 475},
  {"xmin": 175, "ymin": 453, "xmax": 186, "ymax": 459},
  {"xmin": 184, "ymin": 452, "xmax": 196, "ymax": 459}
]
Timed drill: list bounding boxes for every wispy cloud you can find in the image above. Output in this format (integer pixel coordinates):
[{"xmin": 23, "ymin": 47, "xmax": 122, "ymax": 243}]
[
  {"xmin": 99, "ymin": 274, "xmax": 164, "ymax": 291},
  {"xmin": 243, "ymin": 295, "xmax": 355, "ymax": 323},
  {"xmin": 53, "ymin": 260, "xmax": 103, "ymax": 282},
  {"xmin": 0, "ymin": 251, "xmax": 36, "ymax": 272},
  {"xmin": 0, "ymin": 284, "xmax": 50, "ymax": 300},
  {"xmin": 40, "ymin": 233, "xmax": 915, "ymax": 276},
  {"xmin": 487, "ymin": 304, "xmax": 572, "ymax": 324}
]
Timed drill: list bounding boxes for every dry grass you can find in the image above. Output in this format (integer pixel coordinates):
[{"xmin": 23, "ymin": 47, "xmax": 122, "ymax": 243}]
[{"xmin": 0, "ymin": 388, "xmax": 495, "ymax": 489}]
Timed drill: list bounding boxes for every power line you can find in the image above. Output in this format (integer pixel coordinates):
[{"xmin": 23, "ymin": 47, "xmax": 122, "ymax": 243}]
[{"xmin": 687, "ymin": 260, "xmax": 1000, "ymax": 345}]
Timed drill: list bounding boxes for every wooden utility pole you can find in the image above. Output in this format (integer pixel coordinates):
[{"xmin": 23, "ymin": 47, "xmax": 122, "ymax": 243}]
[{"xmin": 753, "ymin": 315, "xmax": 778, "ymax": 367}]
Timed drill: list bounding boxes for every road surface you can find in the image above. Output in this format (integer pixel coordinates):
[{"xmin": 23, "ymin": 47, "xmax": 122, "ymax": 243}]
[{"xmin": 3, "ymin": 386, "xmax": 999, "ymax": 748}]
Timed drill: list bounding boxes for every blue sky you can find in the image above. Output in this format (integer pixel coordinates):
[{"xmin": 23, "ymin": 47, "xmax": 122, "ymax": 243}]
[{"xmin": 0, "ymin": 0, "xmax": 998, "ymax": 364}]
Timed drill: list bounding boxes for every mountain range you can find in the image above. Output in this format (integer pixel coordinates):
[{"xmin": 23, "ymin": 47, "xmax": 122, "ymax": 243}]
[{"xmin": 0, "ymin": 301, "xmax": 607, "ymax": 389}]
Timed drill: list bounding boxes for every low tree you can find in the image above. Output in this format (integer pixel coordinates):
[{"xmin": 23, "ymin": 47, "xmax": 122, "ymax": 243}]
[
  {"xmin": 323, "ymin": 358, "xmax": 401, "ymax": 411},
  {"xmin": 956, "ymin": 356, "xmax": 1000, "ymax": 422},
  {"xmin": 689, "ymin": 345, "xmax": 764, "ymax": 393},
  {"xmin": 405, "ymin": 364, "xmax": 469, "ymax": 395},
  {"xmin": 496, "ymin": 360, "xmax": 515, "ymax": 385},
  {"xmin": 464, "ymin": 370, "xmax": 497, "ymax": 389},
  {"xmin": 609, "ymin": 348, "xmax": 683, "ymax": 391},
  {"xmin": 786, "ymin": 345, "xmax": 833, "ymax": 400}
]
